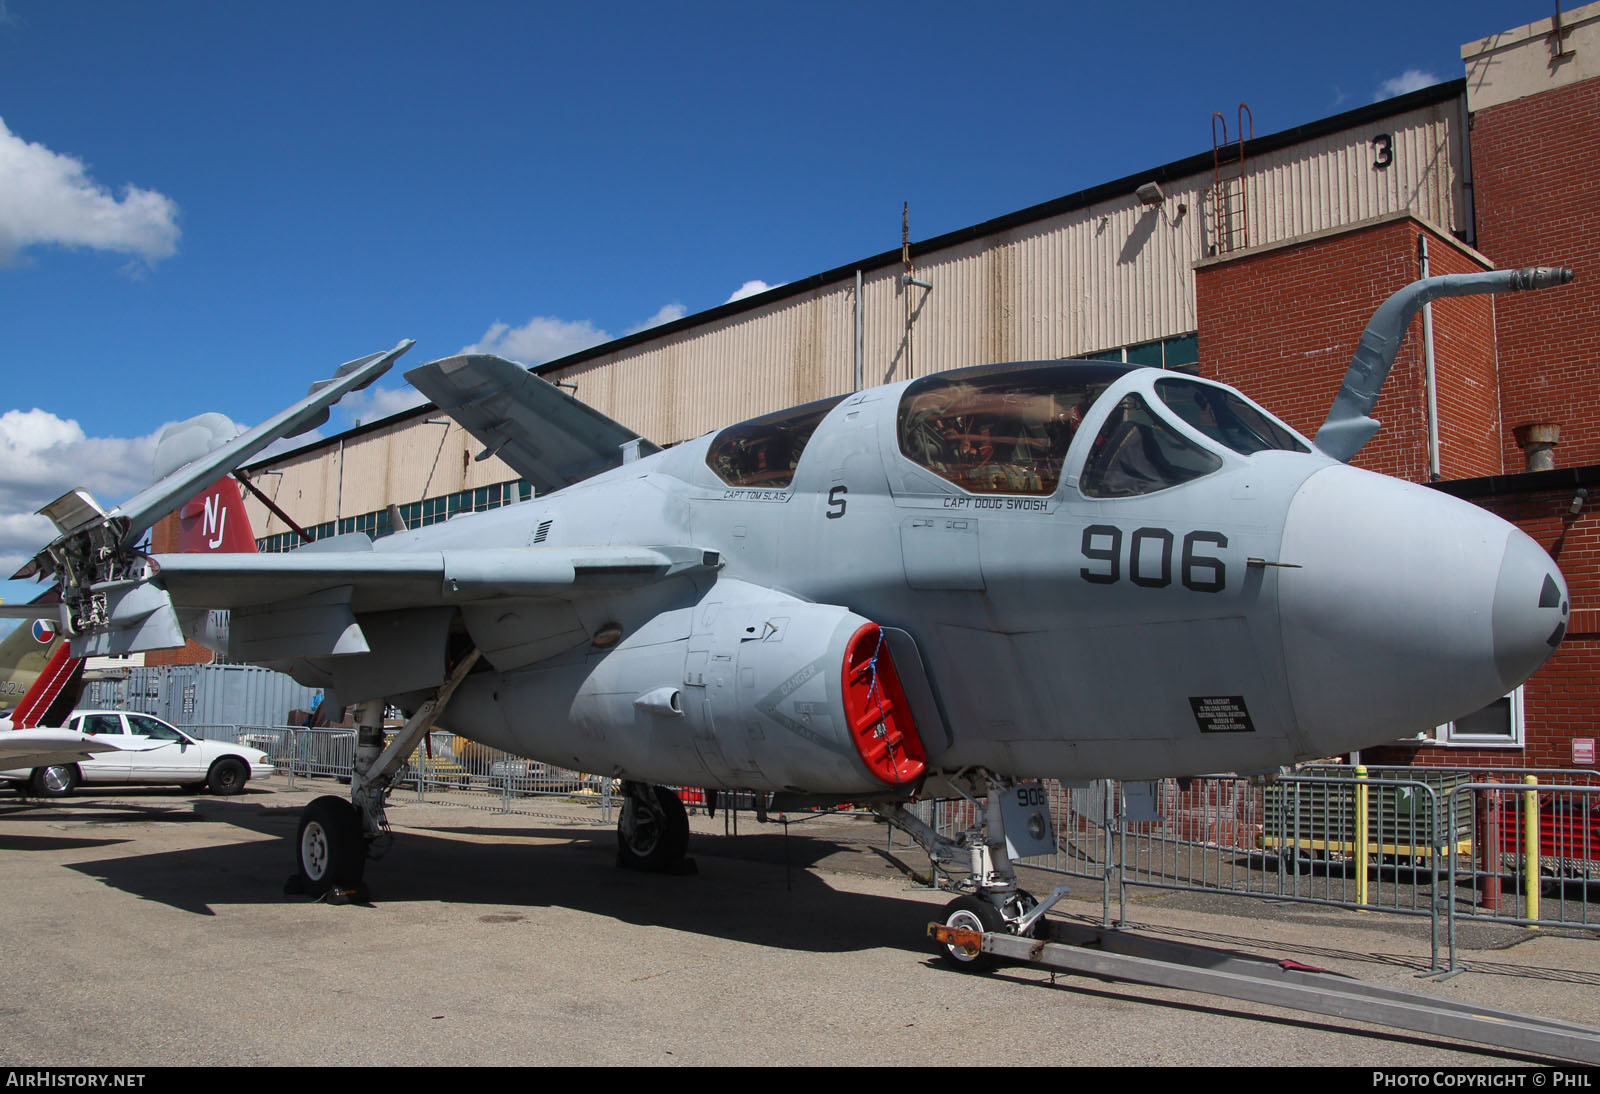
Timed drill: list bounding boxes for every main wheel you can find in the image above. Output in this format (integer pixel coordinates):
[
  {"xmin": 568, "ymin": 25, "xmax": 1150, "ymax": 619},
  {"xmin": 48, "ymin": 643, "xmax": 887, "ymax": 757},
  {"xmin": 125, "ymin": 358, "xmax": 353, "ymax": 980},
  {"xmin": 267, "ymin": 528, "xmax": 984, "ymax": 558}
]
[
  {"xmin": 207, "ymin": 757, "xmax": 249, "ymax": 796},
  {"xmin": 296, "ymin": 795, "xmax": 366, "ymax": 896},
  {"xmin": 934, "ymin": 895, "xmax": 1004, "ymax": 971},
  {"xmin": 30, "ymin": 764, "xmax": 78, "ymax": 798},
  {"xmin": 617, "ymin": 785, "xmax": 689, "ymax": 870}
]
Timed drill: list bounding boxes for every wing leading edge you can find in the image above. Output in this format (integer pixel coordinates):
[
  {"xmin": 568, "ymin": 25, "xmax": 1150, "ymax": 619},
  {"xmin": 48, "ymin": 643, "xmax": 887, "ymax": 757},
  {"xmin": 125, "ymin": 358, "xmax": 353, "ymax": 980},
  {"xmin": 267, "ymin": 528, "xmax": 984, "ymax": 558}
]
[{"xmin": 84, "ymin": 544, "xmax": 722, "ymax": 662}]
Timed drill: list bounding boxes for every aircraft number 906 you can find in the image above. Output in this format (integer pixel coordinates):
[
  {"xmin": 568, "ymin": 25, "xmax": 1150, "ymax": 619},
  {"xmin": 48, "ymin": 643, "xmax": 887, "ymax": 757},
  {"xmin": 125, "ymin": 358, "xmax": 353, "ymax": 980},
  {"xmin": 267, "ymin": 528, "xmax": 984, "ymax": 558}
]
[{"xmin": 1081, "ymin": 525, "xmax": 1228, "ymax": 593}]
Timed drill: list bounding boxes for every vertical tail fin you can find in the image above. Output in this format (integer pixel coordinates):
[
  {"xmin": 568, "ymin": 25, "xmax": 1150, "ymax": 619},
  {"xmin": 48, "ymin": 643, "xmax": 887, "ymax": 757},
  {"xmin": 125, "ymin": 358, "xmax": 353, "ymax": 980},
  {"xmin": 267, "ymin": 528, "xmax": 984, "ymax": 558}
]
[
  {"xmin": 154, "ymin": 413, "xmax": 260, "ymax": 555},
  {"xmin": 11, "ymin": 642, "xmax": 84, "ymax": 728},
  {"xmin": 175, "ymin": 477, "xmax": 258, "ymax": 554},
  {"xmin": 0, "ymin": 600, "xmax": 82, "ymax": 728}
]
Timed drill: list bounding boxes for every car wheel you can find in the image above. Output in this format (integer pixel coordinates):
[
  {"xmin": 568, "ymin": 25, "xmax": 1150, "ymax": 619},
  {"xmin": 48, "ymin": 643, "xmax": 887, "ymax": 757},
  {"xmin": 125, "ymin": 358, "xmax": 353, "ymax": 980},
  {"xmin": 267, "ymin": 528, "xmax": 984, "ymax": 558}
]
[
  {"xmin": 296, "ymin": 796, "xmax": 367, "ymax": 896},
  {"xmin": 30, "ymin": 764, "xmax": 79, "ymax": 798},
  {"xmin": 207, "ymin": 757, "xmax": 249, "ymax": 796}
]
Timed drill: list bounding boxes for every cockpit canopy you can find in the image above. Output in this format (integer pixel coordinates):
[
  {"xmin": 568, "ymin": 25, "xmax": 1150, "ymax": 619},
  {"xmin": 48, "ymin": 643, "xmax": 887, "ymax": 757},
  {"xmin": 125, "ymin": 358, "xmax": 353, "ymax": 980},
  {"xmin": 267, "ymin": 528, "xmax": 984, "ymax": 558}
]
[
  {"xmin": 706, "ymin": 395, "xmax": 848, "ymax": 489},
  {"xmin": 898, "ymin": 362, "xmax": 1129, "ymax": 496},
  {"xmin": 897, "ymin": 362, "xmax": 1311, "ymax": 500}
]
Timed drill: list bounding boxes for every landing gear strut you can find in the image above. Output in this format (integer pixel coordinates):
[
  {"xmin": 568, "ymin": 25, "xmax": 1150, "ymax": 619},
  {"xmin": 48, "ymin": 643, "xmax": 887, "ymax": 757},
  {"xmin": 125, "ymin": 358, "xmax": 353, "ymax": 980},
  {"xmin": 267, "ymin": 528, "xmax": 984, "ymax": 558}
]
[
  {"xmin": 616, "ymin": 781, "xmax": 692, "ymax": 873},
  {"xmin": 873, "ymin": 771, "xmax": 1066, "ymax": 970},
  {"xmin": 290, "ymin": 650, "xmax": 481, "ymax": 900}
]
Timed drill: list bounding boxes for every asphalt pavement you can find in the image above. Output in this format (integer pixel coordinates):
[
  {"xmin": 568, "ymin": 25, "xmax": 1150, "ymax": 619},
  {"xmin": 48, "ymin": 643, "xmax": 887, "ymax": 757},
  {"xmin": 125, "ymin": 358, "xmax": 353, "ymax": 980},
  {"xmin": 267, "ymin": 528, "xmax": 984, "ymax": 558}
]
[{"xmin": 1, "ymin": 779, "xmax": 1597, "ymax": 1068}]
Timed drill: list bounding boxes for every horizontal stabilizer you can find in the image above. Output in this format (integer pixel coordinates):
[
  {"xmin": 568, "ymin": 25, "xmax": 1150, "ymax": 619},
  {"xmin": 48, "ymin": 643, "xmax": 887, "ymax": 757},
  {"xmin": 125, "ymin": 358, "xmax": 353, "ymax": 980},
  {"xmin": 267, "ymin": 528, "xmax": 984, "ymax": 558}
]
[{"xmin": 404, "ymin": 353, "xmax": 660, "ymax": 498}]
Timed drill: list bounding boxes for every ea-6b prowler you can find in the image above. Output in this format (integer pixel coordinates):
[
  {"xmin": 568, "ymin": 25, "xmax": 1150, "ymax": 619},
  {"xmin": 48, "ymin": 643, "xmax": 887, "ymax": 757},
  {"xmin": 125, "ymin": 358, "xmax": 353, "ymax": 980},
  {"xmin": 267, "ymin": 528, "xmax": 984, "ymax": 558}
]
[{"xmin": 6, "ymin": 266, "xmax": 1575, "ymax": 954}]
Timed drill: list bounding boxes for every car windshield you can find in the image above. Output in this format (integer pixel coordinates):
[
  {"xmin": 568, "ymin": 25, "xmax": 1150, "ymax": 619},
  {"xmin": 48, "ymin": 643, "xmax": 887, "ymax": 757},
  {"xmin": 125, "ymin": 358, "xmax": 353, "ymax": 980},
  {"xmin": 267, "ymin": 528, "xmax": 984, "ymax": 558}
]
[{"xmin": 125, "ymin": 714, "xmax": 186, "ymax": 742}]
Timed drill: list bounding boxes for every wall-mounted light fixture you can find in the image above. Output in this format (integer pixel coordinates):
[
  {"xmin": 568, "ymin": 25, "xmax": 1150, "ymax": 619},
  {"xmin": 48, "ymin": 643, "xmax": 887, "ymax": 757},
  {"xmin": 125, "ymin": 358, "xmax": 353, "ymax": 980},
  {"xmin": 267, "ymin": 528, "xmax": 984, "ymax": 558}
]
[{"xmin": 1136, "ymin": 181, "xmax": 1165, "ymax": 206}]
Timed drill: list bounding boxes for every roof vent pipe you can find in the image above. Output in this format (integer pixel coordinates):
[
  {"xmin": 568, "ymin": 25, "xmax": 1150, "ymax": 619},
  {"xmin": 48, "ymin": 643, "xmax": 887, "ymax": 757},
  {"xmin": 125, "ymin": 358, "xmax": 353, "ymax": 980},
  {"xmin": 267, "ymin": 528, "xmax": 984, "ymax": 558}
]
[{"xmin": 1513, "ymin": 423, "xmax": 1561, "ymax": 472}]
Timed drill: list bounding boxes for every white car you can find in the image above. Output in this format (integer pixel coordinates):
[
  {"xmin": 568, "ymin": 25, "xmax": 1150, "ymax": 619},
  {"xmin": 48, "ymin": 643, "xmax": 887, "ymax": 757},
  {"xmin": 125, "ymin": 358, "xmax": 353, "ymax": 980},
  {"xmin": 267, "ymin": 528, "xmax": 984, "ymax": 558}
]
[{"xmin": 1, "ymin": 710, "xmax": 274, "ymax": 797}]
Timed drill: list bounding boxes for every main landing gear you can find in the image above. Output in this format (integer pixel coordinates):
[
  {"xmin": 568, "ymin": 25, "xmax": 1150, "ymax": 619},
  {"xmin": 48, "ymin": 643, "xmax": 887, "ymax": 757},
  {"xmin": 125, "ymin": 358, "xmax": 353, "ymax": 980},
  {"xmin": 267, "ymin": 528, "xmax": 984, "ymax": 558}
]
[
  {"xmin": 616, "ymin": 781, "xmax": 693, "ymax": 873},
  {"xmin": 290, "ymin": 650, "xmax": 481, "ymax": 901},
  {"xmin": 873, "ymin": 770, "xmax": 1068, "ymax": 971}
]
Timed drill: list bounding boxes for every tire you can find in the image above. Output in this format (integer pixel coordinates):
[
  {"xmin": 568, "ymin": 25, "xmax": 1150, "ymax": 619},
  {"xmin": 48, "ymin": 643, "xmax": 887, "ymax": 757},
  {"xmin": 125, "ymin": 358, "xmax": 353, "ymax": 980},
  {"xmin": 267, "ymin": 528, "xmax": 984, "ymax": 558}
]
[
  {"xmin": 207, "ymin": 757, "xmax": 249, "ymax": 796},
  {"xmin": 617, "ymin": 785, "xmax": 689, "ymax": 870},
  {"xmin": 296, "ymin": 795, "xmax": 366, "ymax": 896},
  {"xmin": 30, "ymin": 764, "xmax": 79, "ymax": 798},
  {"xmin": 934, "ymin": 895, "xmax": 1004, "ymax": 972}
]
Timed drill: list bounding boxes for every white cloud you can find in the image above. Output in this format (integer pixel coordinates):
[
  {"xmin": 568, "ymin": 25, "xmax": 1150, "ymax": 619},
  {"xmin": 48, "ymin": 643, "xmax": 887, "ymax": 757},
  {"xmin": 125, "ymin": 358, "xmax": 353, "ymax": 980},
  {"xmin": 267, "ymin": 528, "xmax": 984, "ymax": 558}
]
[
  {"xmin": 727, "ymin": 279, "xmax": 780, "ymax": 303},
  {"xmin": 462, "ymin": 300, "xmax": 693, "ymax": 366},
  {"xmin": 625, "ymin": 303, "xmax": 686, "ymax": 334},
  {"xmin": 336, "ymin": 384, "xmax": 430, "ymax": 427},
  {"xmin": 0, "ymin": 117, "xmax": 179, "ymax": 267},
  {"xmin": 1373, "ymin": 69, "xmax": 1440, "ymax": 101},
  {"xmin": 0, "ymin": 408, "xmax": 165, "ymax": 576},
  {"xmin": 461, "ymin": 316, "xmax": 611, "ymax": 365}
]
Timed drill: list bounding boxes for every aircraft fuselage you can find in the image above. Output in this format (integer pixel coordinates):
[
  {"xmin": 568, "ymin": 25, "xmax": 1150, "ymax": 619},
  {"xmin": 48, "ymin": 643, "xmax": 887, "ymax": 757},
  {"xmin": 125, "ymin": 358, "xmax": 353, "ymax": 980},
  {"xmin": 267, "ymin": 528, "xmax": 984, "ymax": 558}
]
[{"xmin": 377, "ymin": 361, "xmax": 1567, "ymax": 791}]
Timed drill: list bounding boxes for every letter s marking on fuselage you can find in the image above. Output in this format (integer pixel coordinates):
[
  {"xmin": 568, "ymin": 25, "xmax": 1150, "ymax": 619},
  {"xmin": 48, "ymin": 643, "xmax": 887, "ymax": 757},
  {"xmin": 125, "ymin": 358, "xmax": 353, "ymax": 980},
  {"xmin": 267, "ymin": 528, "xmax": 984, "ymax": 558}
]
[{"xmin": 827, "ymin": 485, "xmax": 848, "ymax": 520}]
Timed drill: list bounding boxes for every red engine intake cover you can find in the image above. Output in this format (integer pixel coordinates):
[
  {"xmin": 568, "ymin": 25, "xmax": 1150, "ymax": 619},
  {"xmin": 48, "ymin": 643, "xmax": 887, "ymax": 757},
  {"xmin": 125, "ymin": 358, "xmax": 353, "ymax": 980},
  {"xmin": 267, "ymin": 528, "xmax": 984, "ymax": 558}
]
[{"xmin": 840, "ymin": 623, "xmax": 926, "ymax": 786}]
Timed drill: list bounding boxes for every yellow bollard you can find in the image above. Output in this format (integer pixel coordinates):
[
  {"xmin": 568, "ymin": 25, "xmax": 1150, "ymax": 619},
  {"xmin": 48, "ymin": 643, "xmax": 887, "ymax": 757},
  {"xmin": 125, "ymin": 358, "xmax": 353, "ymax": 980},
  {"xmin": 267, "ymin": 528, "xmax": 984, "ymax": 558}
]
[
  {"xmin": 1355, "ymin": 765, "xmax": 1369, "ymax": 907},
  {"xmin": 1523, "ymin": 775, "xmax": 1540, "ymax": 926}
]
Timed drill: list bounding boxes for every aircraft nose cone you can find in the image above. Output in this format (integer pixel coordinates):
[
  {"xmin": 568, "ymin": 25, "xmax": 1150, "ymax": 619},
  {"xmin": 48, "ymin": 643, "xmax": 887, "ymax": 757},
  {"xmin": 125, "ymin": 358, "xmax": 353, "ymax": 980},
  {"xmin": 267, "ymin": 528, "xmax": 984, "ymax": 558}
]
[
  {"xmin": 1492, "ymin": 528, "xmax": 1569, "ymax": 691},
  {"xmin": 1277, "ymin": 464, "xmax": 1566, "ymax": 756}
]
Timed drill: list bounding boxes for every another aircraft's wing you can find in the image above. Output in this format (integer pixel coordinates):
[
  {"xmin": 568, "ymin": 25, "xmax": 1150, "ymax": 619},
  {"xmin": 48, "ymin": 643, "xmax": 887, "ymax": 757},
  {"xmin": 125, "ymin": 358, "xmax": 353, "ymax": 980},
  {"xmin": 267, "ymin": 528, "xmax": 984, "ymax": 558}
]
[
  {"xmin": 0, "ymin": 729, "xmax": 119, "ymax": 771},
  {"xmin": 404, "ymin": 354, "xmax": 660, "ymax": 498},
  {"xmin": 17, "ymin": 340, "xmax": 413, "ymax": 582}
]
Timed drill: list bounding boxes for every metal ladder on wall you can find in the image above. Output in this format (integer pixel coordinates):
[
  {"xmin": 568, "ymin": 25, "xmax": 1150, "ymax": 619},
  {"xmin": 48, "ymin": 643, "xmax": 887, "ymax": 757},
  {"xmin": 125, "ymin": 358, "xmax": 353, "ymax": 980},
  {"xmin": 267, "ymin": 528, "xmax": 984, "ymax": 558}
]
[{"xmin": 1209, "ymin": 104, "xmax": 1253, "ymax": 255}]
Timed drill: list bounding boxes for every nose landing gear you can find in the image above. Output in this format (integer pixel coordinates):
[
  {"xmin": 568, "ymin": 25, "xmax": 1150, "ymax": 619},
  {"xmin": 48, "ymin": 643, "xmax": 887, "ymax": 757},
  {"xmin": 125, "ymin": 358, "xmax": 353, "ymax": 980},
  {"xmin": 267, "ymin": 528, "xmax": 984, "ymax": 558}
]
[{"xmin": 874, "ymin": 771, "xmax": 1068, "ymax": 970}]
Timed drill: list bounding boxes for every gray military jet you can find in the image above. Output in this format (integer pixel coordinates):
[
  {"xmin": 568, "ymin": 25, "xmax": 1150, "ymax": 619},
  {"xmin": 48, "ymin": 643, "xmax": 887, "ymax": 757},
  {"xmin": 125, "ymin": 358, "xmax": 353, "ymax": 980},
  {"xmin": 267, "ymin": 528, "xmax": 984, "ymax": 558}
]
[{"xmin": 4, "ymin": 266, "xmax": 1575, "ymax": 953}]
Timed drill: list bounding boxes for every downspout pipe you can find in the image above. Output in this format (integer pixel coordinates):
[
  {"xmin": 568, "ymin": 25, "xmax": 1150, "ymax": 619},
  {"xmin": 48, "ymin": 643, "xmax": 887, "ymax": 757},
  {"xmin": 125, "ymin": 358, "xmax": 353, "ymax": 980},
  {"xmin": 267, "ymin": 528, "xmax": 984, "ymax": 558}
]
[
  {"xmin": 1314, "ymin": 266, "xmax": 1574, "ymax": 463},
  {"xmin": 854, "ymin": 269, "xmax": 863, "ymax": 392},
  {"xmin": 1419, "ymin": 236, "xmax": 1441, "ymax": 482}
]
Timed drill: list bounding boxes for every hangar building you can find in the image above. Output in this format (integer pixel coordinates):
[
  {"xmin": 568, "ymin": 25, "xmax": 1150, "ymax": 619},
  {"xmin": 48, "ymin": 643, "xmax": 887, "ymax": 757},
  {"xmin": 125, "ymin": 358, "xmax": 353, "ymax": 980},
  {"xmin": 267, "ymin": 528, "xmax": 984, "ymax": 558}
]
[{"xmin": 152, "ymin": 4, "xmax": 1600, "ymax": 772}]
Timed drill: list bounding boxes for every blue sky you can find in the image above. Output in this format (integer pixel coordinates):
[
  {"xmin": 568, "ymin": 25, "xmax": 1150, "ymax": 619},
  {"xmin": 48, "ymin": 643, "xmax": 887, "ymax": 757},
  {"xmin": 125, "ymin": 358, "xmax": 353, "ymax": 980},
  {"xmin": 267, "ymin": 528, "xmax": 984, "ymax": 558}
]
[{"xmin": 0, "ymin": 0, "xmax": 1546, "ymax": 608}]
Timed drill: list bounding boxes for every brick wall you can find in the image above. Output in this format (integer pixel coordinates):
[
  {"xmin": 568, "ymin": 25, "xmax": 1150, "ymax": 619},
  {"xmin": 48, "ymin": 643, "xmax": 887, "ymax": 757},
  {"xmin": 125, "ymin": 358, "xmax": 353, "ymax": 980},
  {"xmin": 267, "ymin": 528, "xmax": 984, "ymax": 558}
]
[
  {"xmin": 1194, "ymin": 217, "xmax": 1499, "ymax": 481},
  {"xmin": 1472, "ymin": 77, "xmax": 1600, "ymax": 470}
]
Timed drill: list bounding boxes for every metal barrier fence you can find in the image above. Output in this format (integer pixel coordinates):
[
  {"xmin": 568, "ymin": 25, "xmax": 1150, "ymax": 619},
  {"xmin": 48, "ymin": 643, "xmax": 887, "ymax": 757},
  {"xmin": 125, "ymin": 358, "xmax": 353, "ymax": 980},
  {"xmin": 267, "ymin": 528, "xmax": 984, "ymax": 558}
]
[
  {"xmin": 179, "ymin": 725, "xmax": 1599, "ymax": 968},
  {"xmin": 919, "ymin": 767, "xmax": 1599, "ymax": 971},
  {"xmin": 184, "ymin": 724, "xmax": 615, "ymax": 823}
]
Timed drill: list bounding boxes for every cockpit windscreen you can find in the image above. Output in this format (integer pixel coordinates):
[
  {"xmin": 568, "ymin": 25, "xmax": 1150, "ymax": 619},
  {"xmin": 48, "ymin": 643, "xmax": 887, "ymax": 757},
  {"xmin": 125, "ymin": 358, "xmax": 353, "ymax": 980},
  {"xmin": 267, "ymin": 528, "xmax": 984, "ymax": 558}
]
[{"xmin": 1155, "ymin": 378, "xmax": 1308, "ymax": 455}]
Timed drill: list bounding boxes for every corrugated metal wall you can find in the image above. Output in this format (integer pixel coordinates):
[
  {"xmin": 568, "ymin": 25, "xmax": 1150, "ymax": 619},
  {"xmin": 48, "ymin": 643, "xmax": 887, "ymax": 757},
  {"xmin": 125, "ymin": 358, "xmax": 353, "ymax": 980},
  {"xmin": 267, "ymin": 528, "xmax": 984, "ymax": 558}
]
[
  {"xmin": 80, "ymin": 664, "xmax": 319, "ymax": 728},
  {"xmin": 245, "ymin": 100, "xmax": 1462, "ymax": 531}
]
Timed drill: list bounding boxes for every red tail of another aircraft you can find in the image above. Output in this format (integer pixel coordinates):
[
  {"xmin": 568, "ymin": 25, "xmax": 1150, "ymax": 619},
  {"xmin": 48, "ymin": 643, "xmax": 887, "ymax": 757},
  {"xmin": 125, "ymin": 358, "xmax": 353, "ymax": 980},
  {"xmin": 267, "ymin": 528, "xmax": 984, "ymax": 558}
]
[{"xmin": 175, "ymin": 476, "xmax": 259, "ymax": 555}]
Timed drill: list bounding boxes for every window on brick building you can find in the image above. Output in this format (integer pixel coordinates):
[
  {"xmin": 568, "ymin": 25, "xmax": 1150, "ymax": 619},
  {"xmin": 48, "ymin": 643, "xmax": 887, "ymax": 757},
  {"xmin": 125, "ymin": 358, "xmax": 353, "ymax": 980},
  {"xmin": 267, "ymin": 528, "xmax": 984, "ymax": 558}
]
[{"xmin": 1435, "ymin": 687, "xmax": 1524, "ymax": 748}]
